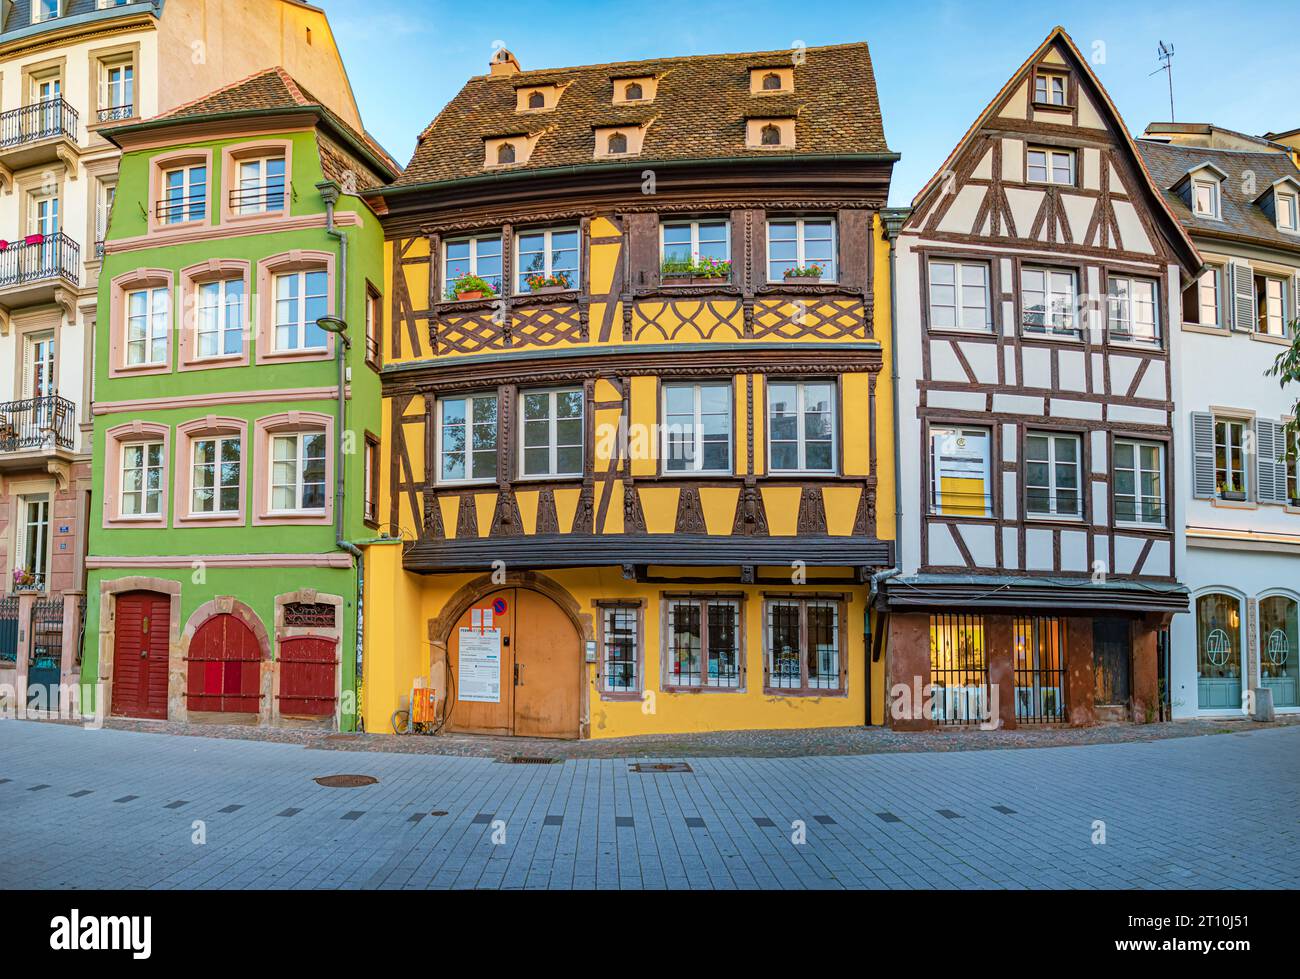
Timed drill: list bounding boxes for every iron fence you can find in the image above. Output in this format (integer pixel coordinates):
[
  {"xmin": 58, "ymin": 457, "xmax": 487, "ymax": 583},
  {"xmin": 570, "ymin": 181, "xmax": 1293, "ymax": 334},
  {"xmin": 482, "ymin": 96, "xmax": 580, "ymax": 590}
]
[
  {"xmin": 0, "ymin": 231, "xmax": 79, "ymax": 287},
  {"xmin": 0, "ymin": 394, "xmax": 76, "ymax": 452},
  {"xmin": 929, "ymin": 612, "xmax": 988, "ymax": 725},
  {"xmin": 29, "ymin": 598, "xmax": 64, "ymax": 668},
  {"xmin": 1012, "ymin": 616, "xmax": 1067, "ymax": 723},
  {"xmin": 0, "ymin": 596, "xmax": 18, "ymax": 664},
  {"xmin": 0, "ymin": 98, "xmax": 78, "ymax": 147},
  {"xmin": 97, "ymin": 103, "xmax": 134, "ymax": 124}
]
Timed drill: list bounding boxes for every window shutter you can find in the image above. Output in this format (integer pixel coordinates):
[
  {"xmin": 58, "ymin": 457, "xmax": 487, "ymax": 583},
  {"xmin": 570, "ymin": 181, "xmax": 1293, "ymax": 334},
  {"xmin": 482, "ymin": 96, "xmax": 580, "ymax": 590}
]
[
  {"xmin": 20, "ymin": 339, "xmax": 32, "ymax": 399},
  {"xmin": 14, "ymin": 498, "xmax": 28, "ymax": 570},
  {"xmin": 1255, "ymin": 418, "xmax": 1288, "ymax": 504},
  {"xmin": 1229, "ymin": 261, "xmax": 1255, "ymax": 332},
  {"xmin": 1293, "ymin": 274, "xmax": 1300, "ymax": 334},
  {"xmin": 1191, "ymin": 412, "xmax": 1216, "ymax": 498},
  {"xmin": 623, "ymin": 212, "xmax": 658, "ymax": 290}
]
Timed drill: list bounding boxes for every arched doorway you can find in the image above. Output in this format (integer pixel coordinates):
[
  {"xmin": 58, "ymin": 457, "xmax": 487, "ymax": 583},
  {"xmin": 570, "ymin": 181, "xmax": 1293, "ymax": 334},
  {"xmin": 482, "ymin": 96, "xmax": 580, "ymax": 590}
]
[
  {"xmin": 111, "ymin": 590, "xmax": 171, "ymax": 719},
  {"xmin": 186, "ymin": 613, "xmax": 262, "ymax": 714},
  {"xmin": 446, "ymin": 588, "xmax": 581, "ymax": 739},
  {"xmin": 1196, "ymin": 592, "xmax": 1242, "ymax": 710},
  {"xmin": 1259, "ymin": 594, "xmax": 1298, "ymax": 708}
]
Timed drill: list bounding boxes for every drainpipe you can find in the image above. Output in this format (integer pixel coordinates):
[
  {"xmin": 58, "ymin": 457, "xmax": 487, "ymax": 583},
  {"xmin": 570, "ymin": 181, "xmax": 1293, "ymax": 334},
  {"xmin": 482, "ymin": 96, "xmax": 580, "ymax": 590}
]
[{"xmin": 318, "ymin": 180, "xmax": 366, "ymax": 731}]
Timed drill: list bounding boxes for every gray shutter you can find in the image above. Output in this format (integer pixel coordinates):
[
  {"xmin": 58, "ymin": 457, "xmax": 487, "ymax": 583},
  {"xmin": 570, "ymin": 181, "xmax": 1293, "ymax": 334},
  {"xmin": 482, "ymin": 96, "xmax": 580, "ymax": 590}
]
[
  {"xmin": 1230, "ymin": 261, "xmax": 1255, "ymax": 332},
  {"xmin": 1293, "ymin": 273, "xmax": 1300, "ymax": 334},
  {"xmin": 1255, "ymin": 418, "xmax": 1288, "ymax": 504},
  {"xmin": 1191, "ymin": 411, "xmax": 1216, "ymax": 498}
]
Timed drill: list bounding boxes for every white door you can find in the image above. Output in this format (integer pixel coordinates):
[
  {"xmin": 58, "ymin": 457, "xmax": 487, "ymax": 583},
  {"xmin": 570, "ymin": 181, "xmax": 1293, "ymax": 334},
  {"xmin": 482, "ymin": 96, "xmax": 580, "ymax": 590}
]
[
  {"xmin": 24, "ymin": 333, "xmax": 55, "ymax": 400},
  {"xmin": 35, "ymin": 77, "xmax": 61, "ymax": 135}
]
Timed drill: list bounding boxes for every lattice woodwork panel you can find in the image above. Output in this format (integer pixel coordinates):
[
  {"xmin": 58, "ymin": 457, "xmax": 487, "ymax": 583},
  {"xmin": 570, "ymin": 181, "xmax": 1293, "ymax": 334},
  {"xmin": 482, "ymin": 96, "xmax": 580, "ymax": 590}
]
[
  {"xmin": 752, "ymin": 298, "xmax": 866, "ymax": 340},
  {"xmin": 433, "ymin": 313, "xmax": 506, "ymax": 354},
  {"xmin": 512, "ymin": 305, "xmax": 585, "ymax": 347},
  {"xmin": 632, "ymin": 300, "xmax": 744, "ymax": 342}
]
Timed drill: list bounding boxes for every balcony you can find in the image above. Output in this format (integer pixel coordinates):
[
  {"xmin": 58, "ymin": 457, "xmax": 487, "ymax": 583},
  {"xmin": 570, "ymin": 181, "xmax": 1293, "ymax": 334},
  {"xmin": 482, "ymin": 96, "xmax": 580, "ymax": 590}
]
[
  {"xmin": 0, "ymin": 232, "xmax": 80, "ymax": 308},
  {"xmin": 0, "ymin": 99, "xmax": 79, "ymax": 171},
  {"xmin": 97, "ymin": 103, "xmax": 135, "ymax": 124},
  {"xmin": 0, "ymin": 394, "xmax": 77, "ymax": 465}
]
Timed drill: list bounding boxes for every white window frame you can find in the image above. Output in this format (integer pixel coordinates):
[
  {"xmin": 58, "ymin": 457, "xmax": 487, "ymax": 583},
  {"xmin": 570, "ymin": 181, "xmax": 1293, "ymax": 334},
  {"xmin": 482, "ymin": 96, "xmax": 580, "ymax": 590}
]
[
  {"xmin": 442, "ymin": 233, "xmax": 504, "ymax": 297},
  {"xmin": 1257, "ymin": 274, "xmax": 1288, "ymax": 337},
  {"xmin": 125, "ymin": 285, "xmax": 169, "ymax": 367},
  {"xmin": 659, "ymin": 219, "xmax": 731, "ymax": 265},
  {"xmin": 235, "ymin": 155, "xmax": 287, "ymax": 215},
  {"xmin": 269, "ymin": 431, "xmax": 327, "ymax": 514},
  {"xmin": 161, "ymin": 163, "xmax": 206, "ymax": 225},
  {"xmin": 1195, "ymin": 266, "xmax": 1222, "ymax": 328},
  {"xmin": 766, "ymin": 380, "xmax": 837, "ymax": 474},
  {"xmin": 1278, "ymin": 192, "xmax": 1299, "ymax": 232},
  {"xmin": 18, "ymin": 494, "xmax": 51, "ymax": 587},
  {"xmin": 1192, "ymin": 178, "xmax": 1221, "ymax": 219},
  {"xmin": 927, "ymin": 259, "xmax": 992, "ymax": 331},
  {"xmin": 1026, "ymin": 147, "xmax": 1075, "ymax": 186},
  {"xmin": 661, "ymin": 381, "xmax": 733, "ymax": 475},
  {"xmin": 928, "ymin": 426, "xmax": 993, "ymax": 517},
  {"xmin": 765, "ymin": 217, "xmax": 837, "ymax": 282},
  {"xmin": 273, "ymin": 269, "xmax": 329, "ymax": 352},
  {"xmin": 518, "ymin": 387, "xmax": 585, "ymax": 479},
  {"xmin": 514, "ymin": 226, "xmax": 580, "ymax": 294},
  {"xmin": 32, "ymin": 0, "xmax": 60, "ymax": 24},
  {"xmin": 1033, "ymin": 71, "xmax": 1067, "ymax": 106},
  {"xmin": 1214, "ymin": 416, "xmax": 1249, "ymax": 499},
  {"xmin": 436, "ymin": 393, "xmax": 499, "ymax": 485},
  {"xmin": 1021, "ymin": 266, "xmax": 1079, "ymax": 337},
  {"xmin": 1107, "ymin": 274, "xmax": 1161, "ymax": 345},
  {"xmin": 1113, "ymin": 438, "xmax": 1165, "ymax": 528},
  {"xmin": 120, "ymin": 440, "xmax": 164, "ymax": 517},
  {"xmin": 1025, "ymin": 432, "xmax": 1084, "ymax": 520},
  {"xmin": 191, "ymin": 435, "xmax": 241, "ymax": 515},
  {"xmin": 196, "ymin": 278, "xmax": 245, "ymax": 359},
  {"xmin": 664, "ymin": 597, "xmax": 742, "ymax": 690}
]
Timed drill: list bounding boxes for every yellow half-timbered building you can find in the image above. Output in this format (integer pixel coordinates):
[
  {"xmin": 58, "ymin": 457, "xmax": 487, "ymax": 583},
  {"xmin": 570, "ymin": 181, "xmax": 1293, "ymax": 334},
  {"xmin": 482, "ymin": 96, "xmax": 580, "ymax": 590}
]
[{"xmin": 361, "ymin": 43, "xmax": 898, "ymax": 738}]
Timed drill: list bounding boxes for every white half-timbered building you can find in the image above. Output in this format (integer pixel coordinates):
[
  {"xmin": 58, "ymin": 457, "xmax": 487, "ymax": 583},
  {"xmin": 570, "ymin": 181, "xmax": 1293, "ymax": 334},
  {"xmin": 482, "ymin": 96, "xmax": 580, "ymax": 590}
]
[
  {"xmin": 1139, "ymin": 124, "xmax": 1300, "ymax": 719},
  {"xmin": 881, "ymin": 27, "xmax": 1202, "ymax": 730}
]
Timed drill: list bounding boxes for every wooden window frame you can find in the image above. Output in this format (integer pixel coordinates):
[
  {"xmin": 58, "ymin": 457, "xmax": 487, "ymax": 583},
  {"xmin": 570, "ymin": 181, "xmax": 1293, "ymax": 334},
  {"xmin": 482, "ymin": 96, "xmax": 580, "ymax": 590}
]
[
  {"xmin": 1025, "ymin": 146, "xmax": 1076, "ymax": 187},
  {"xmin": 364, "ymin": 281, "xmax": 383, "ymax": 372},
  {"xmin": 596, "ymin": 600, "xmax": 644, "ymax": 699},
  {"xmin": 765, "ymin": 215, "xmax": 837, "ymax": 282},
  {"xmin": 660, "ymin": 380, "xmax": 734, "ymax": 476},
  {"xmin": 513, "ymin": 225, "xmax": 581, "ymax": 295},
  {"xmin": 1024, "ymin": 430, "xmax": 1085, "ymax": 521},
  {"xmin": 517, "ymin": 386, "xmax": 585, "ymax": 480},
  {"xmin": 363, "ymin": 431, "xmax": 380, "ymax": 529},
  {"xmin": 1105, "ymin": 272, "xmax": 1162, "ymax": 346},
  {"xmin": 1031, "ymin": 68, "xmax": 1070, "ymax": 108},
  {"xmin": 660, "ymin": 594, "xmax": 746, "ymax": 693},
  {"xmin": 926, "ymin": 258, "xmax": 993, "ymax": 333},
  {"xmin": 1112, "ymin": 437, "xmax": 1167, "ymax": 529},
  {"xmin": 766, "ymin": 378, "xmax": 838, "ymax": 475},
  {"xmin": 442, "ymin": 233, "xmax": 504, "ymax": 299},
  {"xmin": 1213, "ymin": 415, "xmax": 1250, "ymax": 501},
  {"xmin": 927, "ymin": 423, "xmax": 994, "ymax": 518},
  {"xmin": 435, "ymin": 391, "xmax": 499, "ymax": 486},
  {"xmin": 1020, "ymin": 264, "xmax": 1081, "ymax": 338},
  {"xmin": 762, "ymin": 594, "xmax": 848, "ymax": 696}
]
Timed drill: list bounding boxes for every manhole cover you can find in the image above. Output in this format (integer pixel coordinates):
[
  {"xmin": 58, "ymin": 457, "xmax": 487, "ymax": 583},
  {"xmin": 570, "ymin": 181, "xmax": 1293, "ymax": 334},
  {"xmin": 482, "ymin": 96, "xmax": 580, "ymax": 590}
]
[
  {"xmin": 630, "ymin": 762, "xmax": 693, "ymax": 774},
  {"xmin": 430, "ymin": 810, "xmax": 448, "ymax": 816},
  {"xmin": 505, "ymin": 756, "xmax": 560, "ymax": 765},
  {"xmin": 314, "ymin": 774, "xmax": 379, "ymax": 788}
]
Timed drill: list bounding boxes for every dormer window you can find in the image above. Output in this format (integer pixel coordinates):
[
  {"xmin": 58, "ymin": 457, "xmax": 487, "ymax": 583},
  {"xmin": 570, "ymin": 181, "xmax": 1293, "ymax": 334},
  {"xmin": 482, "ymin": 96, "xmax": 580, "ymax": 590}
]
[
  {"xmin": 749, "ymin": 67, "xmax": 793, "ymax": 94},
  {"xmin": 593, "ymin": 125, "xmax": 646, "ymax": 159},
  {"xmin": 612, "ymin": 76, "xmax": 657, "ymax": 105},
  {"xmin": 624, "ymin": 82, "xmax": 643, "ymax": 101},
  {"xmin": 528, "ymin": 91, "xmax": 545, "ymax": 109},
  {"xmin": 1278, "ymin": 192, "xmax": 1298, "ymax": 232},
  {"xmin": 760, "ymin": 125, "xmax": 780, "ymax": 146},
  {"xmin": 761, "ymin": 72, "xmax": 781, "ymax": 91},
  {"xmin": 1033, "ymin": 70, "xmax": 1068, "ymax": 106},
  {"xmin": 484, "ymin": 135, "xmax": 534, "ymax": 168},
  {"xmin": 607, "ymin": 132, "xmax": 627, "ymax": 155},
  {"xmin": 747, "ymin": 118, "xmax": 794, "ymax": 150},
  {"xmin": 515, "ymin": 84, "xmax": 564, "ymax": 112},
  {"xmin": 33, "ymin": 0, "xmax": 60, "ymax": 24},
  {"xmin": 1193, "ymin": 178, "xmax": 1220, "ymax": 219},
  {"xmin": 497, "ymin": 143, "xmax": 516, "ymax": 165}
]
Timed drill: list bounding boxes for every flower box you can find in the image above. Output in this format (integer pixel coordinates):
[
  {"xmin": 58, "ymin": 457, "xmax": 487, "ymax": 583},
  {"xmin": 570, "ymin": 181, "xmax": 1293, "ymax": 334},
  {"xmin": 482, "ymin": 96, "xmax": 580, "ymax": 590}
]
[
  {"xmin": 529, "ymin": 285, "xmax": 570, "ymax": 296},
  {"xmin": 1219, "ymin": 490, "xmax": 1247, "ymax": 502},
  {"xmin": 455, "ymin": 290, "xmax": 486, "ymax": 301},
  {"xmin": 784, "ymin": 272, "xmax": 821, "ymax": 284},
  {"xmin": 662, "ymin": 274, "xmax": 728, "ymax": 286}
]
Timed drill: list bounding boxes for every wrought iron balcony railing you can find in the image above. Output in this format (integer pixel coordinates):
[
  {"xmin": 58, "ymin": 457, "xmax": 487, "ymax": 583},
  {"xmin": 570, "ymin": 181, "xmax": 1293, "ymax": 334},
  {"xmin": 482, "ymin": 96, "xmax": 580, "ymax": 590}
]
[
  {"xmin": 0, "ymin": 98, "xmax": 79, "ymax": 148},
  {"xmin": 0, "ymin": 231, "xmax": 79, "ymax": 289},
  {"xmin": 0, "ymin": 394, "xmax": 76, "ymax": 453},
  {"xmin": 155, "ymin": 193, "xmax": 206, "ymax": 225},
  {"xmin": 229, "ymin": 182, "xmax": 287, "ymax": 214},
  {"xmin": 97, "ymin": 103, "xmax": 134, "ymax": 124}
]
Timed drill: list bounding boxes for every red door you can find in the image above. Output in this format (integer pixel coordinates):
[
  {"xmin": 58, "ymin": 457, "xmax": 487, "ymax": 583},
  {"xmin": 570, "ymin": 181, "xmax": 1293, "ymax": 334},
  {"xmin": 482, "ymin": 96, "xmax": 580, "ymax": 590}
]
[
  {"xmin": 186, "ymin": 614, "xmax": 262, "ymax": 713},
  {"xmin": 279, "ymin": 637, "xmax": 337, "ymax": 717},
  {"xmin": 111, "ymin": 591, "xmax": 170, "ymax": 719}
]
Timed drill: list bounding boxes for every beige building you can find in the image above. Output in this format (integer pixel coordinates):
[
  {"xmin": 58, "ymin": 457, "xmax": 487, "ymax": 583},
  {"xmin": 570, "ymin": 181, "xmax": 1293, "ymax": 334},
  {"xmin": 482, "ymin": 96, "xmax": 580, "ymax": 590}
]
[{"xmin": 0, "ymin": 0, "xmax": 370, "ymax": 707}]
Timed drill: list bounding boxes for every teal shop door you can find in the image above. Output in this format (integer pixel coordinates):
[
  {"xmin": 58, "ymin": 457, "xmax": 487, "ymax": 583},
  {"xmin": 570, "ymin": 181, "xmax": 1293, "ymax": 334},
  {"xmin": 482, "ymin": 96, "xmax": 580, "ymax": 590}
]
[
  {"xmin": 1260, "ymin": 596, "xmax": 1298, "ymax": 708},
  {"xmin": 26, "ymin": 599, "xmax": 64, "ymax": 712},
  {"xmin": 1196, "ymin": 593, "xmax": 1242, "ymax": 710}
]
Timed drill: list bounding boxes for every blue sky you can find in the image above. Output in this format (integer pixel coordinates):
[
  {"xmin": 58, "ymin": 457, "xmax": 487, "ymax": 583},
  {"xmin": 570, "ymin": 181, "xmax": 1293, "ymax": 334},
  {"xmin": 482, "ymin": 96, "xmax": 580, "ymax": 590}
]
[{"xmin": 324, "ymin": 0, "xmax": 1299, "ymax": 205}]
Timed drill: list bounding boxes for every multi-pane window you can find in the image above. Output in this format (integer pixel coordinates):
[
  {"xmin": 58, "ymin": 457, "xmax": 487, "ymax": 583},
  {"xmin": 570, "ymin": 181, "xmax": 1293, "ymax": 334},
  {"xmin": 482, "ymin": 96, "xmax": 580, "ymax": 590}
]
[
  {"xmin": 768, "ymin": 381, "xmax": 835, "ymax": 472},
  {"xmin": 126, "ymin": 286, "xmax": 169, "ymax": 366},
  {"xmin": 161, "ymin": 165, "xmax": 206, "ymax": 224},
  {"xmin": 929, "ymin": 613, "xmax": 988, "ymax": 725},
  {"xmin": 1107, "ymin": 275, "xmax": 1160, "ymax": 344},
  {"xmin": 33, "ymin": 1, "xmax": 59, "ymax": 25},
  {"xmin": 766, "ymin": 598, "xmax": 842, "ymax": 692},
  {"xmin": 1183, "ymin": 266, "xmax": 1221, "ymax": 327},
  {"xmin": 196, "ymin": 279, "xmax": 244, "ymax": 358},
  {"xmin": 520, "ymin": 388, "xmax": 583, "ymax": 477},
  {"xmin": 1193, "ymin": 178, "xmax": 1220, "ymax": 218},
  {"xmin": 661, "ymin": 220, "xmax": 730, "ymax": 266},
  {"xmin": 364, "ymin": 435, "xmax": 379, "ymax": 524},
  {"xmin": 364, "ymin": 287, "xmax": 382, "ymax": 366},
  {"xmin": 20, "ymin": 496, "xmax": 51, "ymax": 588},
  {"xmin": 1214, "ymin": 417, "xmax": 1248, "ymax": 498},
  {"xmin": 191, "ymin": 436, "xmax": 240, "ymax": 515},
  {"xmin": 1026, "ymin": 147, "xmax": 1074, "ymax": 185},
  {"xmin": 1021, "ymin": 267, "xmax": 1078, "ymax": 336},
  {"xmin": 270, "ymin": 433, "xmax": 327, "ymax": 512},
  {"xmin": 1113, "ymin": 439, "xmax": 1165, "ymax": 526},
  {"xmin": 1025, "ymin": 432, "xmax": 1082, "ymax": 518},
  {"xmin": 929, "ymin": 426, "xmax": 992, "ymax": 516},
  {"xmin": 121, "ymin": 441, "xmax": 163, "ymax": 516},
  {"xmin": 665, "ymin": 598, "xmax": 741, "ymax": 689},
  {"xmin": 1256, "ymin": 274, "xmax": 1288, "ymax": 336},
  {"xmin": 1289, "ymin": 431, "xmax": 1299, "ymax": 503},
  {"xmin": 274, "ymin": 270, "xmax": 328, "ymax": 351},
  {"xmin": 928, "ymin": 260, "xmax": 991, "ymax": 331},
  {"xmin": 663, "ymin": 382, "xmax": 731, "ymax": 473},
  {"xmin": 766, "ymin": 217, "xmax": 836, "ymax": 281},
  {"xmin": 1278, "ymin": 193, "xmax": 1299, "ymax": 232},
  {"xmin": 438, "ymin": 394, "xmax": 498, "ymax": 482},
  {"xmin": 516, "ymin": 227, "xmax": 579, "ymax": 292},
  {"xmin": 101, "ymin": 61, "xmax": 134, "ymax": 119},
  {"xmin": 1033, "ymin": 72, "xmax": 1067, "ymax": 105},
  {"xmin": 600, "ymin": 605, "xmax": 640, "ymax": 693},
  {"xmin": 444, "ymin": 234, "xmax": 503, "ymax": 296},
  {"xmin": 235, "ymin": 157, "xmax": 287, "ymax": 214}
]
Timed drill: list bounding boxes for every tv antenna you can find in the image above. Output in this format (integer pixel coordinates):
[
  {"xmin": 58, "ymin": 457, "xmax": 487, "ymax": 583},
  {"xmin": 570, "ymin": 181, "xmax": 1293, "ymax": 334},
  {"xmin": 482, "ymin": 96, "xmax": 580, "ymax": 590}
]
[{"xmin": 1150, "ymin": 41, "xmax": 1176, "ymax": 121}]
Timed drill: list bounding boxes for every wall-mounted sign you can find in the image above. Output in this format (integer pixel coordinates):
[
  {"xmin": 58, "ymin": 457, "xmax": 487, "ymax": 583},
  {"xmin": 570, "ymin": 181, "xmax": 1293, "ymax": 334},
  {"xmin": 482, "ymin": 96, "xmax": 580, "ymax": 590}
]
[
  {"xmin": 492, "ymin": 597, "xmax": 508, "ymax": 616},
  {"xmin": 459, "ymin": 628, "xmax": 502, "ymax": 703}
]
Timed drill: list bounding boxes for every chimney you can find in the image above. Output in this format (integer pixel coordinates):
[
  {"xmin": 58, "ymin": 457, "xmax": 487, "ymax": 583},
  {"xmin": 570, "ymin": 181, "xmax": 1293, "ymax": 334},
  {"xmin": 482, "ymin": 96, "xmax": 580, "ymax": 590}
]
[{"xmin": 490, "ymin": 48, "xmax": 521, "ymax": 77}]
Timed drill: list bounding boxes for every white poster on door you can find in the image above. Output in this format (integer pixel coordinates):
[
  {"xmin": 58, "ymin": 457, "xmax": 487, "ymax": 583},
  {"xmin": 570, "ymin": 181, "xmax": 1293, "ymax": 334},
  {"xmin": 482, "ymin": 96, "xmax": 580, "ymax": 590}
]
[{"xmin": 458, "ymin": 627, "xmax": 502, "ymax": 703}]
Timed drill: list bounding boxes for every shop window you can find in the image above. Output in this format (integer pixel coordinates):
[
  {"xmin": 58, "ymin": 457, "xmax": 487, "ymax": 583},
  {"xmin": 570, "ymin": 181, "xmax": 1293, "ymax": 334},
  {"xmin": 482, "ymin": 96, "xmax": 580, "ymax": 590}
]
[
  {"xmin": 1196, "ymin": 593, "xmax": 1242, "ymax": 710},
  {"xmin": 766, "ymin": 597, "xmax": 843, "ymax": 694},
  {"xmin": 664, "ymin": 597, "xmax": 741, "ymax": 689}
]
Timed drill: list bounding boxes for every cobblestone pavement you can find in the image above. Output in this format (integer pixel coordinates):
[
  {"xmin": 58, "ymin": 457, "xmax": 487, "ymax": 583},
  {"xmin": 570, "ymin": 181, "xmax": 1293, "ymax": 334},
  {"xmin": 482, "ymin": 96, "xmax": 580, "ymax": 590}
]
[
  {"xmin": 44, "ymin": 712, "xmax": 1300, "ymax": 759},
  {"xmin": 1, "ymin": 719, "xmax": 1296, "ymax": 889}
]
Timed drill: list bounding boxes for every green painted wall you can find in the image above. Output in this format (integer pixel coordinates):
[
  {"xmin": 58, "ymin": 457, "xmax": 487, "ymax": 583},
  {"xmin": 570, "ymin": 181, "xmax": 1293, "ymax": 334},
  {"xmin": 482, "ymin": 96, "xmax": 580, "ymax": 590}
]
[{"xmin": 82, "ymin": 123, "xmax": 388, "ymax": 731}]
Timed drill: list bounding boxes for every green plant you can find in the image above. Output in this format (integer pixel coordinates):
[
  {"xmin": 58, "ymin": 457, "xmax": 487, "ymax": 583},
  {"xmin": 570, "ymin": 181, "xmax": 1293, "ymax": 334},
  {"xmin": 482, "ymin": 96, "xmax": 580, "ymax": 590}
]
[
  {"xmin": 660, "ymin": 255, "xmax": 732, "ymax": 279},
  {"xmin": 447, "ymin": 273, "xmax": 496, "ymax": 299},
  {"xmin": 1266, "ymin": 321, "xmax": 1300, "ymax": 450},
  {"xmin": 784, "ymin": 263, "xmax": 825, "ymax": 278},
  {"xmin": 527, "ymin": 271, "xmax": 571, "ymax": 291}
]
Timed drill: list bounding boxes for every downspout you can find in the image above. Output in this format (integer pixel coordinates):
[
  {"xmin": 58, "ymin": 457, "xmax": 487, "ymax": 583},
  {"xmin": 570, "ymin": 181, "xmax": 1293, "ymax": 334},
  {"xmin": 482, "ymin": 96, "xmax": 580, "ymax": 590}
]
[{"xmin": 318, "ymin": 180, "xmax": 366, "ymax": 731}]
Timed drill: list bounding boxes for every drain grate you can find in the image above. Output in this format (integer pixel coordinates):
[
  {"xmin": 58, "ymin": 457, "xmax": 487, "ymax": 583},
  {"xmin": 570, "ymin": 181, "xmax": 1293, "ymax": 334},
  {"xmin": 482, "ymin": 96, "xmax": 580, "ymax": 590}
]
[
  {"xmin": 505, "ymin": 756, "xmax": 560, "ymax": 765},
  {"xmin": 314, "ymin": 774, "xmax": 379, "ymax": 788},
  {"xmin": 630, "ymin": 762, "xmax": 693, "ymax": 774}
]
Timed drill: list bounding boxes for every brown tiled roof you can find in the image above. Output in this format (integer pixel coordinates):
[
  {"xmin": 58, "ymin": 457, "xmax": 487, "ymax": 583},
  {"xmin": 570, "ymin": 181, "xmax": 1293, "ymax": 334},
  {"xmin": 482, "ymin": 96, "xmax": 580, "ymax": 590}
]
[
  {"xmin": 393, "ymin": 42, "xmax": 891, "ymax": 187},
  {"xmin": 1137, "ymin": 139, "xmax": 1300, "ymax": 253},
  {"xmin": 149, "ymin": 67, "xmax": 401, "ymax": 178}
]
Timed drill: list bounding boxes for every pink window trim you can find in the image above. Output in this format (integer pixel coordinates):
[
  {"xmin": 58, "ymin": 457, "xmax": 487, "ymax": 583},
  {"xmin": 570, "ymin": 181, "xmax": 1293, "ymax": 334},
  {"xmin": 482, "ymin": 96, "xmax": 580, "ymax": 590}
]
[
  {"xmin": 108, "ymin": 268, "xmax": 174, "ymax": 379},
  {"xmin": 220, "ymin": 138, "xmax": 294, "ymax": 227},
  {"xmin": 173, "ymin": 415, "xmax": 249, "ymax": 528},
  {"xmin": 178, "ymin": 259, "xmax": 252, "ymax": 372},
  {"xmin": 252, "ymin": 410, "xmax": 334, "ymax": 527},
  {"xmin": 254, "ymin": 250, "xmax": 336, "ymax": 366},
  {"xmin": 147, "ymin": 148, "xmax": 214, "ymax": 238},
  {"xmin": 103, "ymin": 420, "xmax": 171, "ymax": 530}
]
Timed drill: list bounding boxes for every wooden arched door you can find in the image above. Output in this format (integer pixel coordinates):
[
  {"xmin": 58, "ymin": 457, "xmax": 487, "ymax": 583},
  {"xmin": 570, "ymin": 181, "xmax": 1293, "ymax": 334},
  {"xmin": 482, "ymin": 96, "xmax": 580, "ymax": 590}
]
[
  {"xmin": 111, "ymin": 591, "xmax": 171, "ymax": 719},
  {"xmin": 447, "ymin": 588, "xmax": 580, "ymax": 739},
  {"xmin": 186, "ymin": 613, "xmax": 262, "ymax": 714}
]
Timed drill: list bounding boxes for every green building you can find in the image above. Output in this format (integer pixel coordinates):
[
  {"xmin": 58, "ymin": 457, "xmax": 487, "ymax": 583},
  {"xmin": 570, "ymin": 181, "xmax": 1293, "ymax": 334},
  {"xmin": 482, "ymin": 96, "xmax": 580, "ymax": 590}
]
[{"xmin": 81, "ymin": 68, "xmax": 398, "ymax": 730}]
